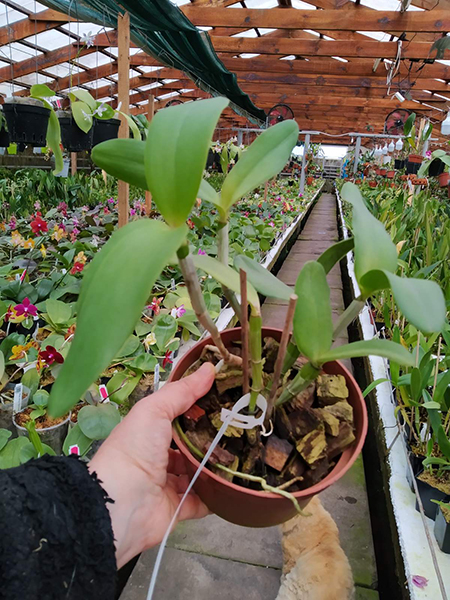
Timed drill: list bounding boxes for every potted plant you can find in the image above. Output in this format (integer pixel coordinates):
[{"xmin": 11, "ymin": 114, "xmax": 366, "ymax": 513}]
[
  {"xmin": 403, "ymin": 112, "xmax": 433, "ymax": 175},
  {"xmin": 46, "ymin": 98, "xmax": 445, "ymax": 528},
  {"xmin": 2, "ymin": 96, "xmax": 50, "ymax": 148},
  {"xmin": 59, "ymin": 88, "xmax": 141, "ymax": 152},
  {"xmin": 0, "ymin": 108, "xmax": 10, "ymax": 150},
  {"xmin": 0, "ymin": 421, "xmax": 55, "ymax": 469},
  {"xmin": 417, "ymin": 149, "xmax": 450, "ymax": 186}
]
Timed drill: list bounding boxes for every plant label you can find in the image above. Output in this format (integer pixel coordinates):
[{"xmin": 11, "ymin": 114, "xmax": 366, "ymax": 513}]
[
  {"xmin": 13, "ymin": 384, "xmax": 26, "ymax": 414},
  {"xmin": 98, "ymin": 384, "xmax": 110, "ymax": 403},
  {"xmin": 170, "ymin": 278, "xmax": 176, "ymax": 291},
  {"xmin": 68, "ymin": 444, "xmax": 80, "ymax": 456},
  {"xmin": 154, "ymin": 363, "xmax": 160, "ymax": 391}
]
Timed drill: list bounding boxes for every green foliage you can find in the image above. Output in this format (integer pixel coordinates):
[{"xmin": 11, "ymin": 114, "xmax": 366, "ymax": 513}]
[
  {"xmin": 77, "ymin": 403, "xmax": 121, "ymax": 440},
  {"xmin": 234, "ymin": 254, "xmax": 292, "ymax": 301}
]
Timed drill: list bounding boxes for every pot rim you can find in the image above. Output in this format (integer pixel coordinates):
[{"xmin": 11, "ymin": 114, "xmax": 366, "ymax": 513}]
[
  {"xmin": 13, "ymin": 408, "xmax": 71, "ymax": 432},
  {"xmin": 172, "ymin": 327, "xmax": 368, "ymax": 501}
]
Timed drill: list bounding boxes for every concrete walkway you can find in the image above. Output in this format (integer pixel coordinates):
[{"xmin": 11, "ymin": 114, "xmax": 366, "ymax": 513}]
[{"xmin": 120, "ymin": 193, "xmax": 379, "ymax": 600}]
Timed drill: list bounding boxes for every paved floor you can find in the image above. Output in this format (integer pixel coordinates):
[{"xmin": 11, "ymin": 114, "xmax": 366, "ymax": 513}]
[{"xmin": 120, "ymin": 193, "xmax": 379, "ymax": 600}]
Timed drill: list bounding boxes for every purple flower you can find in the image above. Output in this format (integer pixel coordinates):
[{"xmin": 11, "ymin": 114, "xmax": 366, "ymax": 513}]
[
  {"xmin": 412, "ymin": 575, "xmax": 428, "ymax": 589},
  {"xmin": 34, "ymin": 201, "xmax": 41, "ymax": 210},
  {"xmin": 14, "ymin": 297, "xmax": 38, "ymax": 318},
  {"xmin": 425, "ymin": 150, "xmax": 432, "ymax": 158},
  {"xmin": 197, "ymin": 248, "xmax": 206, "ymax": 255},
  {"xmin": 107, "ymin": 198, "xmax": 115, "ymax": 205},
  {"xmin": 176, "ymin": 304, "xmax": 186, "ymax": 318},
  {"xmin": 72, "ymin": 227, "xmax": 80, "ymax": 236},
  {"xmin": 269, "ymin": 221, "xmax": 275, "ymax": 227},
  {"xmin": 130, "ymin": 208, "xmax": 136, "ymax": 216},
  {"xmin": 8, "ymin": 216, "xmax": 16, "ymax": 230},
  {"xmin": 298, "ymin": 193, "xmax": 303, "ymax": 198}
]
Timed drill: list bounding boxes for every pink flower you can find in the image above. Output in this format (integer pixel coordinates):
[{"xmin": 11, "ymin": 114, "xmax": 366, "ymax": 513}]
[
  {"xmin": 130, "ymin": 208, "xmax": 136, "ymax": 216},
  {"xmin": 425, "ymin": 150, "xmax": 432, "ymax": 158},
  {"xmin": 197, "ymin": 248, "xmax": 206, "ymax": 255},
  {"xmin": 8, "ymin": 216, "xmax": 16, "ymax": 230},
  {"xmin": 298, "ymin": 193, "xmax": 303, "ymax": 198},
  {"xmin": 269, "ymin": 221, "xmax": 275, "ymax": 227},
  {"xmin": 34, "ymin": 201, "xmax": 41, "ymax": 210},
  {"xmin": 244, "ymin": 211, "xmax": 249, "ymax": 217},
  {"xmin": 412, "ymin": 575, "xmax": 428, "ymax": 589},
  {"xmin": 107, "ymin": 198, "xmax": 115, "ymax": 205},
  {"xmin": 176, "ymin": 305, "xmax": 186, "ymax": 318},
  {"xmin": 103, "ymin": 207, "xmax": 110, "ymax": 215},
  {"xmin": 57, "ymin": 201, "xmax": 68, "ymax": 217},
  {"xmin": 14, "ymin": 297, "xmax": 38, "ymax": 318}
]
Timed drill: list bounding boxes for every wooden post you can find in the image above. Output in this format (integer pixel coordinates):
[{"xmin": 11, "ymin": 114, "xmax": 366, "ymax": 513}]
[
  {"xmin": 117, "ymin": 11, "xmax": 130, "ymax": 228},
  {"xmin": 145, "ymin": 94, "xmax": 155, "ymax": 215},
  {"xmin": 70, "ymin": 152, "xmax": 77, "ymax": 176}
]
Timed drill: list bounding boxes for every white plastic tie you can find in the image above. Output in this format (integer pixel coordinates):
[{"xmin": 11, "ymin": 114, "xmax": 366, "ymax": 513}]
[{"xmin": 146, "ymin": 393, "xmax": 267, "ymax": 600}]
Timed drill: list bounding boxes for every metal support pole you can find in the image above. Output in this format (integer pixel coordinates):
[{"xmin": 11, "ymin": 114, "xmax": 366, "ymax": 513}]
[
  {"xmin": 299, "ymin": 133, "xmax": 310, "ymax": 195},
  {"xmin": 353, "ymin": 136, "xmax": 362, "ymax": 175},
  {"xmin": 237, "ymin": 129, "xmax": 243, "ymax": 146},
  {"xmin": 117, "ymin": 11, "xmax": 130, "ymax": 228},
  {"xmin": 145, "ymin": 94, "xmax": 155, "ymax": 215}
]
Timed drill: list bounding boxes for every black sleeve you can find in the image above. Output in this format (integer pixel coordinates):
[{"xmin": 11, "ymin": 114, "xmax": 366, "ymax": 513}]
[{"xmin": 0, "ymin": 455, "xmax": 117, "ymax": 600}]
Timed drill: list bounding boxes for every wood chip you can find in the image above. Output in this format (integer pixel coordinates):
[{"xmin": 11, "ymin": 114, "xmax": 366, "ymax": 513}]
[
  {"xmin": 296, "ymin": 426, "xmax": 327, "ymax": 465},
  {"xmin": 215, "ymin": 369, "xmax": 244, "ymax": 394},
  {"xmin": 210, "ymin": 412, "xmax": 244, "ymax": 438},
  {"xmin": 264, "ymin": 435, "xmax": 294, "ymax": 472},
  {"xmin": 290, "ymin": 382, "xmax": 316, "ymax": 410},
  {"xmin": 325, "ymin": 400, "xmax": 354, "ymax": 423},
  {"xmin": 204, "ymin": 442, "xmax": 237, "ymax": 466},
  {"xmin": 184, "ymin": 404, "xmax": 206, "ymax": 430},
  {"xmin": 327, "ymin": 422, "xmax": 356, "ymax": 459},
  {"xmin": 317, "ymin": 374, "xmax": 349, "ymax": 405},
  {"xmin": 314, "ymin": 408, "xmax": 340, "ymax": 436}
]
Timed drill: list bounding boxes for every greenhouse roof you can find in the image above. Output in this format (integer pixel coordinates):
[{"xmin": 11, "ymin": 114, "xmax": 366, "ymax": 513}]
[{"xmin": 0, "ymin": 0, "xmax": 449, "ymax": 144}]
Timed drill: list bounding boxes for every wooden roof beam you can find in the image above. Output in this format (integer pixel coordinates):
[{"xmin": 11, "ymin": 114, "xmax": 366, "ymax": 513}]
[
  {"xmin": 0, "ymin": 9, "xmax": 67, "ymax": 45},
  {"xmin": 182, "ymin": 7, "xmax": 450, "ymax": 33}
]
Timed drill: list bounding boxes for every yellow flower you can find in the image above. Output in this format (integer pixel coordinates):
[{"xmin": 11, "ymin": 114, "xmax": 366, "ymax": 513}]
[
  {"xmin": 10, "ymin": 344, "xmax": 27, "ymax": 360},
  {"xmin": 144, "ymin": 332, "xmax": 157, "ymax": 351},
  {"xmin": 11, "ymin": 230, "xmax": 25, "ymax": 247},
  {"xmin": 51, "ymin": 225, "xmax": 66, "ymax": 242},
  {"xmin": 6, "ymin": 306, "xmax": 25, "ymax": 324},
  {"xmin": 75, "ymin": 251, "xmax": 87, "ymax": 265},
  {"xmin": 0, "ymin": 222, "xmax": 6, "ymax": 231},
  {"xmin": 23, "ymin": 238, "xmax": 35, "ymax": 249},
  {"xmin": 40, "ymin": 244, "xmax": 46, "ymax": 258}
]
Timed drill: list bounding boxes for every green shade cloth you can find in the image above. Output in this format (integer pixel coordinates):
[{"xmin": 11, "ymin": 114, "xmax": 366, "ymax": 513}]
[{"xmin": 41, "ymin": 0, "xmax": 266, "ymax": 124}]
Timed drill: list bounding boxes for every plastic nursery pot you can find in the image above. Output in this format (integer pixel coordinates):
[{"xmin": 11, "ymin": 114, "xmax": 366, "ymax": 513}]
[
  {"xmin": 386, "ymin": 170, "xmax": 395, "ymax": 179},
  {"xmin": 412, "ymin": 469, "xmax": 448, "ymax": 520},
  {"xmin": 429, "ymin": 158, "xmax": 445, "ymax": 177},
  {"xmin": 0, "ymin": 127, "xmax": 10, "ymax": 148},
  {"xmin": 3, "ymin": 100, "xmax": 50, "ymax": 147},
  {"xmin": 58, "ymin": 113, "xmax": 94, "ymax": 152},
  {"xmin": 438, "ymin": 172, "xmax": 450, "ymax": 187},
  {"xmin": 434, "ymin": 504, "xmax": 450, "ymax": 554},
  {"xmin": 394, "ymin": 159, "xmax": 406, "ymax": 170},
  {"xmin": 0, "ymin": 384, "xmax": 29, "ymax": 434},
  {"xmin": 406, "ymin": 154, "xmax": 423, "ymax": 175},
  {"xmin": 171, "ymin": 327, "xmax": 368, "ymax": 528},
  {"xmin": 92, "ymin": 118, "xmax": 121, "ymax": 147},
  {"xmin": 306, "ymin": 176, "xmax": 314, "ymax": 185},
  {"xmin": 369, "ymin": 181, "xmax": 377, "ymax": 188},
  {"xmin": 13, "ymin": 408, "xmax": 70, "ymax": 455},
  {"xmin": 379, "ymin": 168, "xmax": 387, "ymax": 176}
]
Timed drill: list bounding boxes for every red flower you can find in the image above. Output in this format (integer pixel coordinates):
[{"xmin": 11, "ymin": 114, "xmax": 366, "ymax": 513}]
[
  {"xmin": 39, "ymin": 345, "xmax": 64, "ymax": 366},
  {"xmin": 147, "ymin": 297, "xmax": 162, "ymax": 315},
  {"xmin": 162, "ymin": 351, "xmax": 173, "ymax": 369},
  {"xmin": 30, "ymin": 214, "xmax": 48, "ymax": 235},
  {"xmin": 186, "ymin": 219, "xmax": 195, "ymax": 230},
  {"xmin": 70, "ymin": 262, "xmax": 85, "ymax": 275}
]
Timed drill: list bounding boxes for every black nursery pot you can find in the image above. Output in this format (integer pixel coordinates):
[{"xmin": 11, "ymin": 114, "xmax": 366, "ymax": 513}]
[
  {"xmin": 3, "ymin": 104, "xmax": 50, "ymax": 147},
  {"xmin": 394, "ymin": 159, "xmax": 406, "ymax": 170},
  {"xmin": 428, "ymin": 158, "xmax": 445, "ymax": 177},
  {"xmin": 0, "ymin": 127, "xmax": 10, "ymax": 148},
  {"xmin": 413, "ymin": 469, "xmax": 448, "ymax": 520},
  {"xmin": 406, "ymin": 159, "xmax": 421, "ymax": 175},
  {"xmin": 92, "ymin": 118, "xmax": 121, "ymax": 147},
  {"xmin": 59, "ymin": 116, "xmax": 94, "ymax": 152},
  {"xmin": 434, "ymin": 504, "xmax": 450, "ymax": 553}
]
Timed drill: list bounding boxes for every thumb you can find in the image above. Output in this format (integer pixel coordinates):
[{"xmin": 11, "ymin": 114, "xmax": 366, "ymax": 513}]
[{"xmin": 151, "ymin": 362, "xmax": 215, "ymax": 420}]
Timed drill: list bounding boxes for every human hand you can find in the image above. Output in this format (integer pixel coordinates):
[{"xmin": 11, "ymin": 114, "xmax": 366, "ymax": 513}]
[{"xmin": 89, "ymin": 362, "xmax": 215, "ymax": 569}]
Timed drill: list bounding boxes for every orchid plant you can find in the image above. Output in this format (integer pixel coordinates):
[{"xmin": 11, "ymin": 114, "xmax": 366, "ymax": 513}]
[{"xmin": 47, "ymin": 99, "xmax": 446, "ymax": 426}]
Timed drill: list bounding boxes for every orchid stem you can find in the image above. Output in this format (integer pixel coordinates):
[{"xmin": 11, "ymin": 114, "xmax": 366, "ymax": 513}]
[
  {"xmin": 267, "ymin": 294, "xmax": 297, "ymax": 419},
  {"xmin": 276, "ymin": 361, "xmax": 321, "ymax": 407},
  {"xmin": 333, "ymin": 297, "xmax": 365, "ymax": 340},
  {"xmin": 248, "ymin": 310, "xmax": 263, "ymax": 413},
  {"xmin": 239, "ymin": 269, "xmax": 250, "ymax": 395},
  {"xmin": 177, "ymin": 244, "xmax": 239, "ymax": 366},
  {"xmin": 218, "ymin": 221, "xmax": 241, "ymax": 320},
  {"xmin": 281, "ymin": 341, "xmax": 300, "ymax": 375}
]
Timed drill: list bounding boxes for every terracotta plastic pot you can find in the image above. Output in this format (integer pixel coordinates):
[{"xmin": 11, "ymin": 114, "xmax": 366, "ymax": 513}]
[
  {"xmin": 369, "ymin": 181, "xmax": 377, "ymax": 188},
  {"xmin": 438, "ymin": 172, "xmax": 450, "ymax": 187},
  {"xmin": 171, "ymin": 327, "xmax": 368, "ymax": 527},
  {"xmin": 386, "ymin": 171, "xmax": 395, "ymax": 179},
  {"xmin": 380, "ymin": 168, "xmax": 387, "ymax": 176}
]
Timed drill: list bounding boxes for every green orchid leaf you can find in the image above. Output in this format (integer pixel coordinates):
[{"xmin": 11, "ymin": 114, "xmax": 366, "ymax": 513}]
[
  {"xmin": 293, "ymin": 261, "xmax": 333, "ymax": 364},
  {"xmin": 63, "ymin": 423, "xmax": 93, "ymax": 456},
  {"xmin": 193, "ymin": 254, "xmax": 259, "ymax": 309},
  {"xmin": 30, "ymin": 84, "xmax": 56, "ymax": 99},
  {"xmin": 33, "ymin": 390, "xmax": 49, "ymax": 408},
  {"xmin": 48, "ymin": 220, "xmax": 187, "ymax": 417},
  {"xmin": 404, "ymin": 112, "xmax": 416, "ymax": 137},
  {"xmin": 145, "ymin": 97, "xmax": 229, "ymax": 227},
  {"xmin": 434, "ymin": 370, "xmax": 450, "ymax": 407},
  {"xmin": 198, "ymin": 179, "xmax": 222, "ymax": 214},
  {"xmin": 78, "ymin": 403, "xmax": 121, "ymax": 440},
  {"xmin": 46, "ymin": 298, "xmax": 72, "ymax": 325},
  {"xmin": 427, "ymin": 408, "xmax": 450, "ymax": 461},
  {"xmin": 106, "ymin": 372, "xmax": 141, "ymax": 404},
  {"xmin": 92, "ymin": 139, "xmax": 148, "ymax": 190},
  {"xmin": 221, "ymin": 120, "xmax": 299, "ymax": 214},
  {"xmin": 361, "ymin": 270, "xmax": 446, "ymax": 334},
  {"xmin": 21, "ymin": 368, "xmax": 40, "ymax": 399},
  {"xmin": 234, "ymin": 254, "xmax": 292, "ymax": 301},
  {"xmin": 319, "ymin": 339, "xmax": 415, "ymax": 367},
  {"xmin": 95, "ymin": 102, "xmax": 116, "ymax": 120},
  {"xmin": 362, "ymin": 377, "xmax": 389, "ymax": 398},
  {"xmin": 152, "ymin": 314, "xmax": 177, "ymax": 350},
  {"xmin": 0, "ymin": 437, "xmax": 31, "ymax": 469},
  {"xmin": 341, "ymin": 183, "xmax": 397, "ymax": 295},
  {"xmin": 47, "ymin": 109, "xmax": 63, "ymax": 176},
  {"xmin": 122, "ymin": 113, "xmax": 141, "ymax": 141},
  {"xmin": 317, "ymin": 238, "xmax": 355, "ymax": 275},
  {"xmin": 0, "ymin": 429, "xmax": 11, "ymax": 452},
  {"xmin": 410, "ymin": 367, "xmax": 422, "ymax": 403},
  {"xmin": 128, "ymin": 353, "xmax": 157, "ymax": 372},
  {"xmin": 70, "ymin": 89, "xmax": 97, "ymax": 111},
  {"xmin": 71, "ymin": 101, "xmax": 93, "ymax": 134}
]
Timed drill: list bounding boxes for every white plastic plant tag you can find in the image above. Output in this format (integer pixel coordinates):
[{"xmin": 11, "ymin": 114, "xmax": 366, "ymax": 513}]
[
  {"xmin": 13, "ymin": 384, "xmax": 25, "ymax": 414},
  {"xmin": 220, "ymin": 393, "xmax": 267, "ymax": 430},
  {"xmin": 145, "ymin": 393, "xmax": 267, "ymax": 600},
  {"xmin": 154, "ymin": 363, "xmax": 160, "ymax": 391},
  {"xmin": 98, "ymin": 384, "xmax": 110, "ymax": 403},
  {"xmin": 170, "ymin": 278, "xmax": 176, "ymax": 291}
]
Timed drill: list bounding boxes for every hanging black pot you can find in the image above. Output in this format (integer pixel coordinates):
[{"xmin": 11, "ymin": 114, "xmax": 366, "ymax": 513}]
[
  {"xmin": 3, "ymin": 101, "xmax": 50, "ymax": 147},
  {"xmin": 0, "ymin": 127, "xmax": 10, "ymax": 148},
  {"xmin": 92, "ymin": 118, "xmax": 121, "ymax": 147},
  {"xmin": 59, "ymin": 113, "xmax": 94, "ymax": 152},
  {"xmin": 394, "ymin": 159, "xmax": 405, "ymax": 170},
  {"xmin": 428, "ymin": 158, "xmax": 445, "ymax": 177},
  {"xmin": 434, "ymin": 503, "xmax": 450, "ymax": 553}
]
